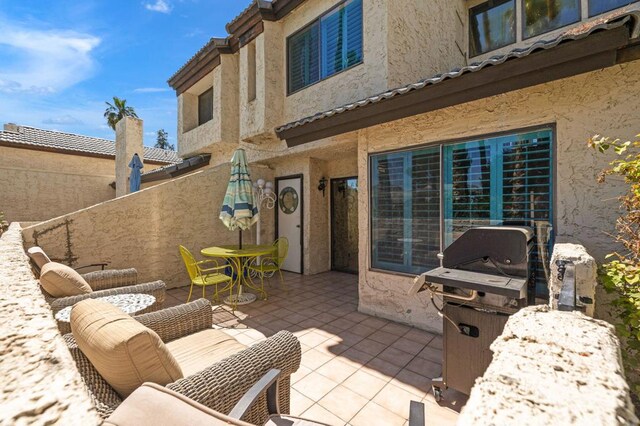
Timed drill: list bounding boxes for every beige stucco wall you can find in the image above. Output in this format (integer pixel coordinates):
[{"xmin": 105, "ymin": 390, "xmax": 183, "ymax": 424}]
[
  {"xmin": 281, "ymin": 0, "xmax": 389, "ymax": 123},
  {"xmin": 22, "ymin": 164, "xmax": 275, "ymax": 289},
  {"xmin": 239, "ymin": 22, "xmax": 286, "ymax": 144},
  {"xmin": 261, "ymin": 146, "xmax": 357, "ymax": 276},
  {"xmin": 0, "ymin": 223, "xmax": 100, "ymax": 424},
  {"xmin": 356, "ymin": 61, "xmax": 639, "ymax": 332},
  {"xmin": 386, "ymin": 0, "xmax": 466, "ymax": 88},
  {"xmin": 0, "ymin": 146, "xmax": 116, "ymax": 223}
]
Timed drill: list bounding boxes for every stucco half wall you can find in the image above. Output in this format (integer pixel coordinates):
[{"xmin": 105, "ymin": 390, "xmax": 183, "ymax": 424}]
[
  {"xmin": 356, "ymin": 61, "xmax": 640, "ymax": 332},
  {"xmin": 22, "ymin": 164, "xmax": 275, "ymax": 289},
  {"xmin": 0, "ymin": 146, "xmax": 116, "ymax": 223}
]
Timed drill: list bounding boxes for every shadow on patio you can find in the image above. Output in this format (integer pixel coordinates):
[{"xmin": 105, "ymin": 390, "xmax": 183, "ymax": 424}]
[{"xmin": 166, "ymin": 271, "xmax": 467, "ymax": 426}]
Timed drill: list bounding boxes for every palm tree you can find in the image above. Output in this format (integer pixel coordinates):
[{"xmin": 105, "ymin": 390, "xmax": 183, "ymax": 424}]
[{"xmin": 104, "ymin": 96, "xmax": 138, "ymax": 131}]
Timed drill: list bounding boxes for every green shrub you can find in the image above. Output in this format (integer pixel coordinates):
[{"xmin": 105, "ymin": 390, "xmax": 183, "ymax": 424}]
[{"xmin": 590, "ymin": 134, "xmax": 640, "ymax": 402}]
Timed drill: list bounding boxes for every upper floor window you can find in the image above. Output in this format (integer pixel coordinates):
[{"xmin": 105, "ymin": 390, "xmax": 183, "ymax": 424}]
[
  {"xmin": 523, "ymin": 0, "xmax": 580, "ymax": 38},
  {"xmin": 198, "ymin": 87, "xmax": 213, "ymax": 126},
  {"xmin": 469, "ymin": 0, "xmax": 516, "ymax": 57},
  {"xmin": 470, "ymin": 0, "xmax": 637, "ymax": 56},
  {"xmin": 287, "ymin": 0, "xmax": 363, "ymax": 94},
  {"xmin": 589, "ymin": 0, "xmax": 637, "ymax": 16}
]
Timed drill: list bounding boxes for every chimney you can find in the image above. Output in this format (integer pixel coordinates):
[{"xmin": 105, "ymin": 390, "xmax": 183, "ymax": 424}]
[
  {"xmin": 115, "ymin": 117, "xmax": 144, "ymax": 197},
  {"xmin": 3, "ymin": 123, "xmax": 19, "ymax": 133}
]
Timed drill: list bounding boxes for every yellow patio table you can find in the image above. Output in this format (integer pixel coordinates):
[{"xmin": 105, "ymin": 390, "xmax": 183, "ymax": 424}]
[{"xmin": 201, "ymin": 244, "xmax": 276, "ymax": 306}]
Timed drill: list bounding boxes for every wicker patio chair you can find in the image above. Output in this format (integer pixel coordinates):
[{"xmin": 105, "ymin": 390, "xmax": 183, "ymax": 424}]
[
  {"xmin": 104, "ymin": 371, "xmax": 331, "ymax": 426},
  {"xmin": 64, "ymin": 299, "xmax": 301, "ymax": 425},
  {"xmin": 27, "ymin": 246, "xmax": 166, "ymax": 333}
]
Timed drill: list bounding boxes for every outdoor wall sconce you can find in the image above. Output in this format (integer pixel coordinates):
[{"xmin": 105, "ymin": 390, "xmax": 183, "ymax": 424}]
[{"xmin": 318, "ymin": 177, "xmax": 327, "ymax": 197}]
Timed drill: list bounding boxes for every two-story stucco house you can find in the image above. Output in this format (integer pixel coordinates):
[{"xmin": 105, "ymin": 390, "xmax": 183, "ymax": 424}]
[{"xmin": 168, "ymin": 0, "xmax": 640, "ymax": 330}]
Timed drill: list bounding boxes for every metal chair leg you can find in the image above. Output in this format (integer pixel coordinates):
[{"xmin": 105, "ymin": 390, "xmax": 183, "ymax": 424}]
[{"xmin": 187, "ymin": 283, "xmax": 194, "ymax": 302}]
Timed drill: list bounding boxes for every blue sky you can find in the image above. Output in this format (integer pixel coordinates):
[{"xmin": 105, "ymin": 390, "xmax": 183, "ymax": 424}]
[{"xmin": 0, "ymin": 0, "xmax": 249, "ymax": 148}]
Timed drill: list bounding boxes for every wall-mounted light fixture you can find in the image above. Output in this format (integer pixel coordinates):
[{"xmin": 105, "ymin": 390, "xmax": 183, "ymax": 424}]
[{"xmin": 318, "ymin": 176, "xmax": 327, "ymax": 197}]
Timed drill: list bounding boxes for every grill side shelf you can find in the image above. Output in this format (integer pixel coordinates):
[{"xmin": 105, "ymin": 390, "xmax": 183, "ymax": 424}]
[{"xmin": 424, "ymin": 267, "xmax": 528, "ymax": 299}]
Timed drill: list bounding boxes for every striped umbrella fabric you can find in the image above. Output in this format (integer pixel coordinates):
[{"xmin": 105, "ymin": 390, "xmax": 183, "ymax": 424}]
[{"xmin": 219, "ymin": 148, "xmax": 259, "ymax": 232}]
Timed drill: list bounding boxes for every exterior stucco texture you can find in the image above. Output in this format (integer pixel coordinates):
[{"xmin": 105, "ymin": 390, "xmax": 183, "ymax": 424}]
[
  {"xmin": 22, "ymin": 164, "xmax": 275, "ymax": 290},
  {"xmin": 458, "ymin": 305, "xmax": 639, "ymax": 425},
  {"xmin": 357, "ymin": 61, "xmax": 640, "ymax": 332},
  {"xmin": 0, "ymin": 224, "xmax": 99, "ymax": 425}
]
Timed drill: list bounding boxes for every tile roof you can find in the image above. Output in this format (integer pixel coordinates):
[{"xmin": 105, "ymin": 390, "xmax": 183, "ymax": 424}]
[
  {"xmin": 275, "ymin": 9, "xmax": 640, "ymax": 135},
  {"xmin": 0, "ymin": 124, "xmax": 180, "ymax": 164},
  {"xmin": 167, "ymin": 37, "xmax": 230, "ymax": 85}
]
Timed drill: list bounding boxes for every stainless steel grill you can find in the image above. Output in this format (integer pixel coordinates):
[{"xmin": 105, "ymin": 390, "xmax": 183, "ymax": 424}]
[{"xmin": 409, "ymin": 226, "xmax": 534, "ymax": 400}]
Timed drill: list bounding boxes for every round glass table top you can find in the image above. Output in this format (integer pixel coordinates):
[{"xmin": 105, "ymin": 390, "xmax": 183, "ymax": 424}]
[{"xmin": 55, "ymin": 293, "xmax": 156, "ymax": 323}]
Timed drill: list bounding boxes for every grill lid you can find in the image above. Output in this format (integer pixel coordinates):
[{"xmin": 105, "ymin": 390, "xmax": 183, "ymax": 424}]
[{"xmin": 443, "ymin": 226, "xmax": 533, "ymax": 271}]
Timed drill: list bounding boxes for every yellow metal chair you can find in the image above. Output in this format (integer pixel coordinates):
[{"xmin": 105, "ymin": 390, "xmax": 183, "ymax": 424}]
[
  {"xmin": 247, "ymin": 238, "xmax": 289, "ymax": 298},
  {"xmin": 179, "ymin": 245, "xmax": 233, "ymax": 303}
]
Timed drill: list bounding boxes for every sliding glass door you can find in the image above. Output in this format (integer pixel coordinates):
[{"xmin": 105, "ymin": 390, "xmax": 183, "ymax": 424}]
[{"xmin": 370, "ymin": 128, "xmax": 554, "ymax": 295}]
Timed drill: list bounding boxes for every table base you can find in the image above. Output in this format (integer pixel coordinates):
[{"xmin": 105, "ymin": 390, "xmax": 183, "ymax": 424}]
[{"xmin": 223, "ymin": 292, "xmax": 257, "ymax": 305}]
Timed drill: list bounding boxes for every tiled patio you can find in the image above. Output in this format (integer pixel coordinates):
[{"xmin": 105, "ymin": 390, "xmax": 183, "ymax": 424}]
[{"xmin": 166, "ymin": 271, "xmax": 466, "ymax": 425}]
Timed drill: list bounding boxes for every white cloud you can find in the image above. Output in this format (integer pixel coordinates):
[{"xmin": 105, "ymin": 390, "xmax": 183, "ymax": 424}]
[
  {"xmin": 0, "ymin": 18, "xmax": 100, "ymax": 94},
  {"xmin": 134, "ymin": 87, "xmax": 170, "ymax": 93},
  {"xmin": 42, "ymin": 115, "xmax": 83, "ymax": 125},
  {"xmin": 145, "ymin": 0, "xmax": 172, "ymax": 13}
]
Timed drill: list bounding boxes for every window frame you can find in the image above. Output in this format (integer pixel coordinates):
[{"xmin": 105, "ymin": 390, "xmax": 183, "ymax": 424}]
[
  {"xmin": 368, "ymin": 124, "xmax": 558, "ymax": 282},
  {"xmin": 468, "ymin": 0, "xmax": 638, "ymax": 56},
  {"xmin": 468, "ymin": 0, "xmax": 517, "ymax": 58},
  {"xmin": 588, "ymin": 0, "xmax": 637, "ymax": 17},
  {"xmin": 286, "ymin": 0, "xmax": 364, "ymax": 96},
  {"xmin": 197, "ymin": 87, "xmax": 213, "ymax": 126},
  {"xmin": 521, "ymin": 0, "xmax": 582, "ymax": 40}
]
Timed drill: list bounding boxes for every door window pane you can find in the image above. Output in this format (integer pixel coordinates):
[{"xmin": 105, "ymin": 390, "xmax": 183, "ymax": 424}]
[
  {"xmin": 469, "ymin": 0, "xmax": 516, "ymax": 57},
  {"xmin": 523, "ymin": 0, "xmax": 580, "ymax": 38},
  {"xmin": 198, "ymin": 87, "xmax": 213, "ymax": 126},
  {"xmin": 370, "ymin": 148, "xmax": 440, "ymax": 274},
  {"xmin": 589, "ymin": 0, "xmax": 637, "ymax": 16}
]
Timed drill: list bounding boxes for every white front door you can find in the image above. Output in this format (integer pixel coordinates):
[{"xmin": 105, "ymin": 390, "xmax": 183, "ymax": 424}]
[{"xmin": 277, "ymin": 176, "xmax": 302, "ymax": 273}]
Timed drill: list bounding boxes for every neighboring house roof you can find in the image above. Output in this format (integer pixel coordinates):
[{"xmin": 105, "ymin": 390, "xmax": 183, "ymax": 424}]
[
  {"xmin": 0, "ymin": 124, "xmax": 180, "ymax": 164},
  {"xmin": 141, "ymin": 154, "xmax": 211, "ymax": 182},
  {"xmin": 109, "ymin": 154, "xmax": 212, "ymax": 189},
  {"xmin": 276, "ymin": 9, "xmax": 640, "ymax": 146}
]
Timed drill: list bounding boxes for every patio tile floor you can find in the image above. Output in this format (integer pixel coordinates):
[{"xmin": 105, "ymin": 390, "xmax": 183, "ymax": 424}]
[{"xmin": 166, "ymin": 271, "xmax": 466, "ymax": 425}]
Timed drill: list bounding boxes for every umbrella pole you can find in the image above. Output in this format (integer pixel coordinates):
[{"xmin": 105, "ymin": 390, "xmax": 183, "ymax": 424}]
[{"xmin": 239, "ymin": 230, "xmax": 242, "ymax": 249}]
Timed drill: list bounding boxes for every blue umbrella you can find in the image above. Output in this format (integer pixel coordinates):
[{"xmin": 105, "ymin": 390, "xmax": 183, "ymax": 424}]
[
  {"xmin": 219, "ymin": 148, "xmax": 259, "ymax": 248},
  {"xmin": 128, "ymin": 153, "xmax": 143, "ymax": 193}
]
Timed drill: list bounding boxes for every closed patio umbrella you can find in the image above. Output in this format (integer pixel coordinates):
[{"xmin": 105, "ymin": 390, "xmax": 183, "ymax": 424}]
[
  {"xmin": 219, "ymin": 148, "xmax": 259, "ymax": 248},
  {"xmin": 128, "ymin": 153, "xmax": 143, "ymax": 193}
]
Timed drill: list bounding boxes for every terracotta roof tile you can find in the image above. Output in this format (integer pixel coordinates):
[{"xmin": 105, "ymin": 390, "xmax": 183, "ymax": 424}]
[{"xmin": 0, "ymin": 124, "xmax": 180, "ymax": 164}]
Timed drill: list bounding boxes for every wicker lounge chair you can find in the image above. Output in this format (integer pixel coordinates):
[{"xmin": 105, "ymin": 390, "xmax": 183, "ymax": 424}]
[
  {"xmin": 64, "ymin": 299, "xmax": 301, "ymax": 425},
  {"xmin": 104, "ymin": 371, "xmax": 330, "ymax": 426},
  {"xmin": 27, "ymin": 246, "xmax": 166, "ymax": 333}
]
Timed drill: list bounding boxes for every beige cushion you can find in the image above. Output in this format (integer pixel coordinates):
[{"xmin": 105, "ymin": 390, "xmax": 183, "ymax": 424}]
[
  {"xmin": 167, "ymin": 328, "xmax": 246, "ymax": 377},
  {"xmin": 104, "ymin": 383, "xmax": 254, "ymax": 426},
  {"xmin": 71, "ymin": 299, "xmax": 183, "ymax": 398},
  {"xmin": 39, "ymin": 262, "xmax": 92, "ymax": 297},
  {"xmin": 27, "ymin": 246, "xmax": 51, "ymax": 269},
  {"xmin": 166, "ymin": 329, "xmax": 247, "ymax": 377}
]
